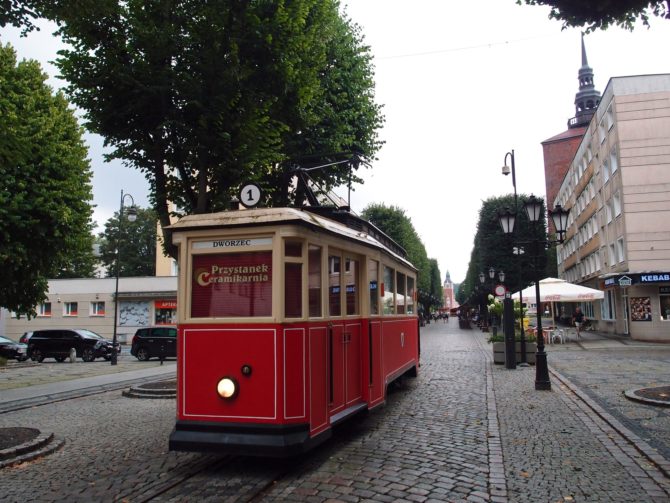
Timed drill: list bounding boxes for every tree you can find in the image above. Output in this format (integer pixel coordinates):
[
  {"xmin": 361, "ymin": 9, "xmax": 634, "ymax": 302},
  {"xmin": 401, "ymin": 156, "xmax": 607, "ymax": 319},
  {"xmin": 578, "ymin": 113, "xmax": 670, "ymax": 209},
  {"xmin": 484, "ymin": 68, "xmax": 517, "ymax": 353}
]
[
  {"xmin": 98, "ymin": 207, "xmax": 157, "ymax": 277},
  {"xmin": 459, "ymin": 194, "xmax": 550, "ymax": 305},
  {"xmin": 518, "ymin": 0, "xmax": 669, "ymax": 31},
  {"xmin": 14, "ymin": 1, "xmax": 383, "ymax": 258},
  {"xmin": 0, "ymin": 43, "xmax": 95, "ymax": 315},
  {"xmin": 360, "ymin": 203, "xmax": 443, "ymax": 311}
]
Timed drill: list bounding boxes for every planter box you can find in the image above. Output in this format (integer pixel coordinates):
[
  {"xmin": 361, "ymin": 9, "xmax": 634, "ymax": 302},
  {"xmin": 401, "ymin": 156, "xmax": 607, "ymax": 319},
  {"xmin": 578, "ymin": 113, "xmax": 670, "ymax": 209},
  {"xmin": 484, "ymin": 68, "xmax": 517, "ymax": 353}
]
[{"xmin": 492, "ymin": 341, "xmax": 536, "ymax": 365}]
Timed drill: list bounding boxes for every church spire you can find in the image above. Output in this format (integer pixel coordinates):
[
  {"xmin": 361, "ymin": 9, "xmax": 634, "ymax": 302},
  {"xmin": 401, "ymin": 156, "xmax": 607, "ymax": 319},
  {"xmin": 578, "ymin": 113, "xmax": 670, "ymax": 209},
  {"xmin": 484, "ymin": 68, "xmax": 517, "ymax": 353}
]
[{"xmin": 568, "ymin": 33, "xmax": 601, "ymax": 129}]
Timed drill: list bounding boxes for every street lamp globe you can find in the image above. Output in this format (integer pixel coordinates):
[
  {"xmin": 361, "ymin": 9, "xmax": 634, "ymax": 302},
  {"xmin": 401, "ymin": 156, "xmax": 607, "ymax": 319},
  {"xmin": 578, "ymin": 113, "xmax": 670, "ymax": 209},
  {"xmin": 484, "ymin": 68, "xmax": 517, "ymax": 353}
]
[
  {"xmin": 549, "ymin": 204, "xmax": 570, "ymax": 242},
  {"xmin": 479, "ymin": 272, "xmax": 485, "ymax": 284},
  {"xmin": 498, "ymin": 270, "xmax": 505, "ymax": 283},
  {"xmin": 488, "ymin": 267, "xmax": 495, "ymax": 280},
  {"xmin": 523, "ymin": 195, "xmax": 543, "ymax": 223},
  {"xmin": 498, "ymin": 208, "xmax": 516, "ymax": 235}
]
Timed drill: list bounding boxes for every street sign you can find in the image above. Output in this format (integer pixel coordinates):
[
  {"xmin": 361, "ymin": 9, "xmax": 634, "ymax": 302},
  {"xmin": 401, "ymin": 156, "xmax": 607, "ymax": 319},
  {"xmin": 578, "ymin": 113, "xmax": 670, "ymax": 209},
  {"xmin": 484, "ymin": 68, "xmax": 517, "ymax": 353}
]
[
  {"xmin": 618, "ymin": 275, "xmax": 632, "ymax": 287},
  {"xmin": 494, "ymin": 284, "xmax": 506, "ymax": 296}
]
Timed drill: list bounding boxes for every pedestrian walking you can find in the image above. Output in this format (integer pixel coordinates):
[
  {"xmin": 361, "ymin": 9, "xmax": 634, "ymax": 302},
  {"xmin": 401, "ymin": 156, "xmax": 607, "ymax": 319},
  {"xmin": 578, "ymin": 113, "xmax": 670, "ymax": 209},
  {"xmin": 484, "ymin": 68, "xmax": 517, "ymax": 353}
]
[{"xmin": 572, "ymin": 306, "xmax": 584, "ymax": 339}]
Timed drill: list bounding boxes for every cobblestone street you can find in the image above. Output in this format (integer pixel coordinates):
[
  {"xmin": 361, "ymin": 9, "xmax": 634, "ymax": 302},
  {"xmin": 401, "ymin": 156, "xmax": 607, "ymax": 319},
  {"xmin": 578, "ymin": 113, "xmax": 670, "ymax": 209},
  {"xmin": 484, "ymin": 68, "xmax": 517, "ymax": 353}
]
[{"xmin": 0, "ymin": 321, "xmax": 669, "ymax": 502}]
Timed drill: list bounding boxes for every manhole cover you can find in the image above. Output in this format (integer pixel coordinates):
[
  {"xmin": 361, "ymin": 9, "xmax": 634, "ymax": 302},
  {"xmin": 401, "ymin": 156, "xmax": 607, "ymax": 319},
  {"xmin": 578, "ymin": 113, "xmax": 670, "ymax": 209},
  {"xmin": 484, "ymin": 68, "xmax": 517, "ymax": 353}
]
[{"xmin": 624, "ymin": 386, "xmax": 670, "ymax": 406}]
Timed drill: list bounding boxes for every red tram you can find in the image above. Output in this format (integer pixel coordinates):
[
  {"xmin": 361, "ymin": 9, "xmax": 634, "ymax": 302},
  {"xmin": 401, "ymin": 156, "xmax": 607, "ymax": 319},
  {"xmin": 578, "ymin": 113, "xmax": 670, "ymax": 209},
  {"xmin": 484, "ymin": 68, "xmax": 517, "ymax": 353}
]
[{"xmin": 168, "ymin": 207, "xmax": 419, "ymax": 456}]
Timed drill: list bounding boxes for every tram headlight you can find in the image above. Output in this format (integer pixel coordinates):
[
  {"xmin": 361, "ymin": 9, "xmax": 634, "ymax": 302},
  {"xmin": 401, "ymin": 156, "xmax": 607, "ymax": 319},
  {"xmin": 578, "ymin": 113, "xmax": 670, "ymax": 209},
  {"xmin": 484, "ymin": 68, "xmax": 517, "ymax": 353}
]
[{"xmin": 216, "ymin": 376, "xmax": 239, "ymax": 400}]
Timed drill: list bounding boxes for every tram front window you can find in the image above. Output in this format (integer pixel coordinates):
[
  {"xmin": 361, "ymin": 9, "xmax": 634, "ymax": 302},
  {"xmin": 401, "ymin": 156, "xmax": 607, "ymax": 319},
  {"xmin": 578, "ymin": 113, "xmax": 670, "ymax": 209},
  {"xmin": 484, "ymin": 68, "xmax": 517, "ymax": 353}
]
[
  {"xmin": 190, "ymin": 252, "xmax": 272, "ymax": 317},
  {"xmin": 346, "ymin": 258, "xmax": 359, "ymax": 315}
]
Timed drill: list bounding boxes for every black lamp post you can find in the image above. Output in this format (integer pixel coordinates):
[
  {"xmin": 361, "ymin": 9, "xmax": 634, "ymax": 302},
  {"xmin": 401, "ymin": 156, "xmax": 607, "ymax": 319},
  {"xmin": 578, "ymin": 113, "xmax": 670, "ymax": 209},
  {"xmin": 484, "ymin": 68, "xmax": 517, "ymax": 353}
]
[
  {"xmin": 502, "ymin": 149, "xmax": 529, "ymax": 362},
  {"xmin": 111, "ymin": 190, "xmax": 138, "ymax": 366},
  {"xmin": 498, "ymin": 195, "xmax": 570, "ymax": 390}
]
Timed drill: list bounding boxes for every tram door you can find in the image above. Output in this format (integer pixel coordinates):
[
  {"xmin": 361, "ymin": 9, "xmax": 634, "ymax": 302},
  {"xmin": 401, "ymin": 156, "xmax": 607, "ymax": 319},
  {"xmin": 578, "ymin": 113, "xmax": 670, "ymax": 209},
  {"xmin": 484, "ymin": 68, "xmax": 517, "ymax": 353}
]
[
  {"xmin": 328, "ymin": 323, "xmax": 362, "ymax": 412},
  {"xmin": 328, "ymin": 254, "xmax": 363, "ymax": 413}
]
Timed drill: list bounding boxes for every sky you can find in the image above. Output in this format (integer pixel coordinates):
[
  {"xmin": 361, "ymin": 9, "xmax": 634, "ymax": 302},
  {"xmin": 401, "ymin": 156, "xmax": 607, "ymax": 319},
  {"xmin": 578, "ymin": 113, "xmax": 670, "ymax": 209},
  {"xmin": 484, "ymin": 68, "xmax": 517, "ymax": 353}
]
[{"xmin": 2, "ymin": 1, "xmax": 670, "ymax": 283}]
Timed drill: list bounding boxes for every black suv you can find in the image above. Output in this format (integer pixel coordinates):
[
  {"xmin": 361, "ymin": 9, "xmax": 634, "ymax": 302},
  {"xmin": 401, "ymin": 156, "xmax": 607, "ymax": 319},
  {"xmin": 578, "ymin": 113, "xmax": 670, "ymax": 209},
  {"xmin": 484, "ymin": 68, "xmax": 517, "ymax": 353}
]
[
  {"xmin": 131, "ymin": 326, "xmax": 177, "ymax": 361},
  {"xmin": 28, "ymin": 329, "xmax": 119, "ymax": 362}
]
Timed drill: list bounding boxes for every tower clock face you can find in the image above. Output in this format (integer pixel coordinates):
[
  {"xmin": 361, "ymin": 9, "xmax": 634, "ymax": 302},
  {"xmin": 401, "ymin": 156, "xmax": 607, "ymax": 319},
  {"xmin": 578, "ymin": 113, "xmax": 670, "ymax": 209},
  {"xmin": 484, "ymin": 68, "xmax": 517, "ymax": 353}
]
[{"xmin": 239, "ymin": 183, "xmax": 262, "ymax": 208}]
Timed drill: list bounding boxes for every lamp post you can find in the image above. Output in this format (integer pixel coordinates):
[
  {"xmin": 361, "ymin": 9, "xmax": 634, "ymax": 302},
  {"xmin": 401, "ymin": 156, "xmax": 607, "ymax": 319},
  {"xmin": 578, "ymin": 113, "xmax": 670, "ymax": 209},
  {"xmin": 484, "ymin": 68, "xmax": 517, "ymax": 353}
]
[
  {"xmin": 502, "ymin": 149, "xmax": 529, "ymax": 363},
  {"xmin": 498, "ymin": 195, "xmax": 570, "ymax": 390},
  {"xmin": 111, "ymin": 190, "xmax": 138, "ymax": 365}
]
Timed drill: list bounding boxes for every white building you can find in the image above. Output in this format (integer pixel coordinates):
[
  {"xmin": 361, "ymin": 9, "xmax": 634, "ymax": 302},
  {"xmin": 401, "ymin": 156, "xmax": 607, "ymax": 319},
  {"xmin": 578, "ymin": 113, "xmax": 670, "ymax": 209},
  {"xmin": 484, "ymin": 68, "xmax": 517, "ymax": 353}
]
[{"xmin": 555, "ymin": 74, "xmax": 670, "ymax": 341}]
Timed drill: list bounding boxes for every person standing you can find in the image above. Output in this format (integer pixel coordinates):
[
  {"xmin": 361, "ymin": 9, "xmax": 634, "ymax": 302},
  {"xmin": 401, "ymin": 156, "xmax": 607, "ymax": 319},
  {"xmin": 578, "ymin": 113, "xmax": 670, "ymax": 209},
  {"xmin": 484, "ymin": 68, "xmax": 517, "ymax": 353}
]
[{"xmin": 572, "ymin": 306, "xmax": 585, "ymax": 339}]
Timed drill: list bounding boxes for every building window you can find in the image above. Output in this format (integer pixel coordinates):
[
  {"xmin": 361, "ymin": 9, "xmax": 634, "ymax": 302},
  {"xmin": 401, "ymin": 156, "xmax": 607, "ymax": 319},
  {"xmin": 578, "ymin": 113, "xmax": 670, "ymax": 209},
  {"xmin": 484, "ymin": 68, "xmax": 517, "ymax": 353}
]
[
  {"xmin": 610, "ymin": 147, "xmax": 618, "ymax": 174},
  {"xmin": 606, "ymin": 200, "xmax": 613, "ymax": 224},
  {"xmin": 582, "ymin": 302, "xmax": 595, "ymax": 319},
  {"xmin": 609, "ymin": 244, "xmax": 616, "ymax": 267},
  {"xmin": 660, "ymin": 289, "xmax": 670, "ymax": 320},
  {"xmin": 613, "ymin": 191, "xmax": 621, "ymax": 217},
  {"xmin": 90, "ymin": 301, "xmax": 105, "ymax": 316},
  {"xmin": 64, "ymin": 302, "xmax": 78, "ymax": 317},
  {"xmin": 37, "ymin": 302, "xmax": 52, "ymax": 317},
  {"xmin": 603, "ymin": 159, "xmax": 610, "ymax": 183},
  {"xmin": 617, "ymin": 238, "xmax": 625, "ymax": 263},
  {"xmin": 601, "ymin": 290, "xmax": 616, "ymax": 320},
  {"xmin": 606, "ymin": 104, "xmax": 614, "ymax": 130}
]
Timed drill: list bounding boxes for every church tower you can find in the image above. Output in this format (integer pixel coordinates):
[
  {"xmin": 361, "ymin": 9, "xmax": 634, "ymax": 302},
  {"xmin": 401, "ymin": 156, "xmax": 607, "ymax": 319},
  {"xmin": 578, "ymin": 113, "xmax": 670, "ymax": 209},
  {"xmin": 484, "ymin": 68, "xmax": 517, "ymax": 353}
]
[
  {"xmin": 442, "ymin": 271, "xmax": 456, "ymax": 311},
  {"xmin": 542, "ymin": 34, "xmax": 601, "ymax": 220}
]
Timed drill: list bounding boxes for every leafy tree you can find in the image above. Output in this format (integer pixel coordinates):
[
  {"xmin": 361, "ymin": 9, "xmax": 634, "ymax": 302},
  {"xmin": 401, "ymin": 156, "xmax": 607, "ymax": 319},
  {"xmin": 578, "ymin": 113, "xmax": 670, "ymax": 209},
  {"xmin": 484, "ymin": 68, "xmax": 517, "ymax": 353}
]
[
  {"xmin": 0, "ymin": 43, "xmax": 95, "ymax": 315},
  {"xmin": 10, "ymin": 1, "xmax": 383, "ymax": 258},
  {"xmin": 98, "ymin": 207, "xmax": 157, "ymax": 277},
  {"xmin": 460, "ymin": 194, "xmax": 551, "ymax": 305},
  {"xmin": 518, "ymin": 0, "xmax": 669, "ymax": 31},
  {"xmin": 360, "ymin": 203, "xmax": 443, "ymax": 311}
]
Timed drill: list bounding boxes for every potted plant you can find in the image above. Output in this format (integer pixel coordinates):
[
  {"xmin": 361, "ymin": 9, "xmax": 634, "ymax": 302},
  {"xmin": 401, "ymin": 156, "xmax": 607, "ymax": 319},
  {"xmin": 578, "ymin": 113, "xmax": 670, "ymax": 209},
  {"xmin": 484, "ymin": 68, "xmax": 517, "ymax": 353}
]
[{"xmin": 488, "ymin": 330, "xmax": 537, "ymax": 364}]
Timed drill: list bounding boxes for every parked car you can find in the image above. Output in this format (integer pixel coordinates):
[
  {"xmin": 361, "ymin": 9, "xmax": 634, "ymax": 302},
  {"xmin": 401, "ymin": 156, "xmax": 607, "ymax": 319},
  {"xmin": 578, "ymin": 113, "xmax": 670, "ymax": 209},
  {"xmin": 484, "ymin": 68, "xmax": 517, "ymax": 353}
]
[
  {"xmin": 19, "ymin": 331, "xmax": 33, "ymax": 344},
  {"xmin": 131, "ymin": 326, "xmax": 177, "ymax": 361},
  {"xmin": 28, "ymin": 329, "xmax": 120, "ymax": 362},
  {"xmin": 0, "ymin": 335, "xmax": 29, "ymax": 362}
]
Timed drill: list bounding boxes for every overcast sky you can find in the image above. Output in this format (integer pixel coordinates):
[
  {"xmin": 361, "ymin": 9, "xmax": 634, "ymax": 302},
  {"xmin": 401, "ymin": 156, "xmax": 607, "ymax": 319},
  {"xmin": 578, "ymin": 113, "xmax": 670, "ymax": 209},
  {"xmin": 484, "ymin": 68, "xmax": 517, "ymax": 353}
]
[{"xmin": 2, "ymin": 1, "xmax": 670, "ymax": 283}]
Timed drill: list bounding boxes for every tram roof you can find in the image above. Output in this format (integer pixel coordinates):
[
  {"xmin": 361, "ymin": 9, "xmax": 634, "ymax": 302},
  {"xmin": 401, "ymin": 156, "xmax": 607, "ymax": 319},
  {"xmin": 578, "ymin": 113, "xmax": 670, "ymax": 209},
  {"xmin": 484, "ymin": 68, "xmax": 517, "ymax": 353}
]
[{"xmin": 169, "ymin": 207, "xmax": 416, "ymax": 271}]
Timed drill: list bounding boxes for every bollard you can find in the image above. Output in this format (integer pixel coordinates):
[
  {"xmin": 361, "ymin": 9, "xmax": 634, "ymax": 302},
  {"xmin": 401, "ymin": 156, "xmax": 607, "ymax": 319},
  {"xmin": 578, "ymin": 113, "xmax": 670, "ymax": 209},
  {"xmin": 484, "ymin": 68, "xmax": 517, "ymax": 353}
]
[
  {"xmin": 69, "ymin": 347, "xmax": 76, "ymax": 363},
  {"xmin": 503, "ymin": 295, "xmax": 516, "ymax": 369}
]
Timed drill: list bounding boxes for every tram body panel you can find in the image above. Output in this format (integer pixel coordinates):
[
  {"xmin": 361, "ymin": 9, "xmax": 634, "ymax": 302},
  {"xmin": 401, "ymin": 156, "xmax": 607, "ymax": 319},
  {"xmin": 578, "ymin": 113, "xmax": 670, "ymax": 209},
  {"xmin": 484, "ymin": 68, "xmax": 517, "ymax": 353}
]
[{"xmin": 381, "ymin": 318, "xmax": 420, "ymax": 383}]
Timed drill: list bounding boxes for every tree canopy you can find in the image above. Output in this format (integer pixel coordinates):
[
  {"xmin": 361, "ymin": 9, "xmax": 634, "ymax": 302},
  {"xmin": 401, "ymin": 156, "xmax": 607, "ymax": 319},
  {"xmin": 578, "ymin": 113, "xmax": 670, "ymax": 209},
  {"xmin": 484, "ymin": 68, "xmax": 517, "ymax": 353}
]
[
  {"xmin": 518, "ymin": 0, "xmax": 669, "ymax": 31},
  {"xmin": 98, "ymin": 206, "xmax": 158, "ymax": 277},
  {"xmin": 0, "ymin": 43, "xmax": 95, "ymax": 315},
  {"xmin": 458, "ymin": 194, "xmax": 553, "ymax": 306},
  {"xmin": 361, "ymin": 203, "xmax": 443, "ymax": 311},
  {"xmin": 7, "ymin": 1, "xmax": 384, "ymax": 258}
]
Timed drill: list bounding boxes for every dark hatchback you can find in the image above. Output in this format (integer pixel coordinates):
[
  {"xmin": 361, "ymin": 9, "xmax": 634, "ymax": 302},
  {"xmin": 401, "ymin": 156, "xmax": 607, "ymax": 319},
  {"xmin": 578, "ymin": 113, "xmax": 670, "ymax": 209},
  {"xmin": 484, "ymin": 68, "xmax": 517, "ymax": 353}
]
[
  {"xmin": 28, "ymin": 329, "xmax": 120, "ymax": 362},
  {"xmin": 0, "ymin": 335, "xmax": 29, "ymax": 361},
  {"xmin": 131, "ymin": 326, "xmax": 177, "ymax": 361}
]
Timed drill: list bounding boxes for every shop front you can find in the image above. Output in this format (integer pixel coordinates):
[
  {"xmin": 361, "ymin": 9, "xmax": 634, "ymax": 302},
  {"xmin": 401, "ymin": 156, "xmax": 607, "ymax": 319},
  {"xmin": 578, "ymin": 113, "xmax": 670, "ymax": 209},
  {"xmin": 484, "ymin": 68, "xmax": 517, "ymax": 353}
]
[{"xmin": 602, "ymin": 273, "xmax": 670, "ymax": 342}]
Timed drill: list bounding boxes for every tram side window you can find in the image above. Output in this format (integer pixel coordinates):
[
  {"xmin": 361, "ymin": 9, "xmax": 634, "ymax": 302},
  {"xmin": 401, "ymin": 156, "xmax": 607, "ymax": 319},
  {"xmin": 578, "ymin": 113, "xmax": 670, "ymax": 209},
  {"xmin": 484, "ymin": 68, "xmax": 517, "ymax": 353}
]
[
  {"xmin": 284, "ymin": 263, "xmax": 302, "ymax": 318},
  {"xmin": 329, "ymin": 255, "xmax": 341, "ymax": 317},
  {"xmin": 346, "ymin": 258, "xmax": 359, "ymax": 315},
  {"xmin": 407, "ymin": 276, "xmax": 415, "ymax": 314},
  {"xmin": 396, "ymin": 272, "xmax": 406, "ymax": 314},
  {"xmin": 308, "ymin": 245, "xmax": 322, "ymax": 317},
  {"xmin": 368, "ymin": 260, "xmax": 379, "ymax": 315},
  {"xmin": 382, "ymin": 265, "xmax": 395, "ymax": 315},
  {"xmin": 284, "ymin": 240, "xmax": 303, "ymax": 318}
]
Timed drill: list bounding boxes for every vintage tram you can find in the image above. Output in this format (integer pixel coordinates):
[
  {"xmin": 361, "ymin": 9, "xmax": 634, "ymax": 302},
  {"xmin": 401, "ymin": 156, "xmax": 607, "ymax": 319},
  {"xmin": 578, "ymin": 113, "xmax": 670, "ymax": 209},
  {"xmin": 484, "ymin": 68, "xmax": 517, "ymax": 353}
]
[{"xmin": 168, "ymin": 206, "xmax": 419, "ymax": 456}]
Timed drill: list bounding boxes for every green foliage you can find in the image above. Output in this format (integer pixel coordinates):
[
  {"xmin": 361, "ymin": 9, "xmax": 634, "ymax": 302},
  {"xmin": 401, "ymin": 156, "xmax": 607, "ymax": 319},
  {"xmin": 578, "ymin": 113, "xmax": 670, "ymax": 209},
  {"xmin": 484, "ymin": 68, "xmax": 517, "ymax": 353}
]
[
  {"xmin": 98, "ymin": 207, "xmax": 157, "ymax": 277},
  {"xmin": 518, "ymin": 0, "xmax": 669, "ymax": 32},
  {"xmin": 0, "ymin": 43, "xmax": 95, "ymax": 315},
  {"xmin": 24, "ymin": 1, "xmax": 383, "ymax": 258},
  {"xmin": 361, "ymin": 203, "xmax": 443, "ymax": 311},
  {"xmin": 460, "ymin": 194, "xmax": 549, "ymax": 306}
]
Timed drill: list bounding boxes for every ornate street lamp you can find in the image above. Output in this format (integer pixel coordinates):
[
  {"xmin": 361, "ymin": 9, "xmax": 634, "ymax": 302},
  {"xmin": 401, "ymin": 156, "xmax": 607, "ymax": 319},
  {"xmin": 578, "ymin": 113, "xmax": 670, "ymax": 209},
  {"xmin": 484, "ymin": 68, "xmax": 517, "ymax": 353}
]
[
  {"xmin": 111, "ymin": 190, "xmax": 137, "ymax": 366},
  {"xmin": 498, "ymin": 196, "xmax": 570, "ymax": 390}
]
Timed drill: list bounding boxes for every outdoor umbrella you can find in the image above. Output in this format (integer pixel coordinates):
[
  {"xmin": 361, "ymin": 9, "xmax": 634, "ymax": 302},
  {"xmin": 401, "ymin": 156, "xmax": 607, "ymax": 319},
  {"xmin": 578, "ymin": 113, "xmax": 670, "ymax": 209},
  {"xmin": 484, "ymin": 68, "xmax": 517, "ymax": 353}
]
[{"xmin": 514, "ymin": 277, "xmax": 604, "ymax": 323}]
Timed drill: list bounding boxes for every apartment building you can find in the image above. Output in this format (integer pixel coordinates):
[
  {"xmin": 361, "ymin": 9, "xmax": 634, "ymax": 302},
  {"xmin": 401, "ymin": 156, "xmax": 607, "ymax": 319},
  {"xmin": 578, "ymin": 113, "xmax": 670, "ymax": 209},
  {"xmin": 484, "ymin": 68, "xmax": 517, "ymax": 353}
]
[{"xmin": 554, "ymin": 74, "xmax": 670, "ymax": 342}]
